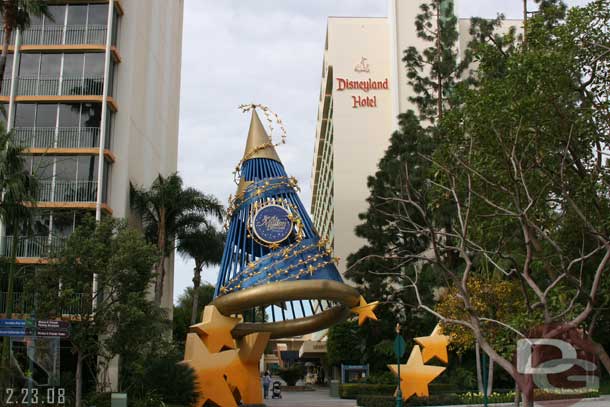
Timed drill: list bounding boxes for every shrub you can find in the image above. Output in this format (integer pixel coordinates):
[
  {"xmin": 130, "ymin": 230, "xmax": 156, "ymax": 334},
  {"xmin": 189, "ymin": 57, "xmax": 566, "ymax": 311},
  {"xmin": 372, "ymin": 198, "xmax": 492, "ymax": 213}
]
[
  {"xmin": 341, "ymin": 383, "xmax": 457, "ymax": 399},
  {"xmin": 340, "ymin": 384, "xmax": 395, "ymax": 398},
  {"xmin": 366, "ymin": 371, "xmax": 395, "ymax": 385},
  {"xmin": 140, "ymin": 355, "xmax": 199, "ymax": 405},
  {"xmin": 278, "ymin": 365, "xmax": 304, "ymax": 386}
]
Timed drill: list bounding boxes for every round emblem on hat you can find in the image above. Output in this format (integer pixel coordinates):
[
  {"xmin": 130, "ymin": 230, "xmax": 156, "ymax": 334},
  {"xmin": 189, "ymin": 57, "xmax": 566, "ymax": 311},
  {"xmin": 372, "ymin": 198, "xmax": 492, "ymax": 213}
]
[{"xmin": 252, "ymin": 204, "xmax": 293, "ymax": 245}]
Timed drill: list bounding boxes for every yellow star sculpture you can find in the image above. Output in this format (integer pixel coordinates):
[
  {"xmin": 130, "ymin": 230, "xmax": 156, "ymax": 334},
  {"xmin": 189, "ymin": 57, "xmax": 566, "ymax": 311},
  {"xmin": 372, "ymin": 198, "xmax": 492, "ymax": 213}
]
[
  {"xmin": 414, "ymin": 323, "xmax": 450, "ymax": 364},
  {"xmin": 388, "ymin": 345, "xmax": 446, "ymax": 400},
  {"xmin": 189, "ymin": 305, "xmax": 239, "ymax": 353},
  {"xmin": 183, "ymin": 330, "xmax": 271, "ymax": 407},
  {"xmin": 350, "ymin": 296, "xmax": 379, "ymax": 326}
]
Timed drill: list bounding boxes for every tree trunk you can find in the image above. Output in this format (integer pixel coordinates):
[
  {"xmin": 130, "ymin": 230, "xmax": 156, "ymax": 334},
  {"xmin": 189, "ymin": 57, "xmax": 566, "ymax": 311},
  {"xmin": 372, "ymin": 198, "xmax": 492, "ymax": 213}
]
[
  {"xmin": 487, "ymin": 356, "xmax": 494, "ymax": 395},
  {"xmin": 155, "ymin": 252, "xmax": 166, "ymax": 305},
  {"xmin": 75, "ymin": 350, "xmax": 84, "ymax": 407},
  {"xmin": 435, "ymin": 0, "xmax": 443, "ymax": 121},
  {"xmin": 514, "ymin": 383, "xmax": 520, "ymax": 407},
  {"xmin": 1, "ymin": 230, "xmax": 19, "ymax": 378},
  {"xmin": 0, "ymin": 25, "xmax": 12, "ymax": 96},
  {"xmin": 155, "ymin": 214, "xmax": 167, "ymax": 305},
  {"xmin": 475, "ymin": 341, "xmax": 484, "ymax": 393},
  {"xmin": 190, "ymin": 262, "xmax": 203, "ymax": 325}
]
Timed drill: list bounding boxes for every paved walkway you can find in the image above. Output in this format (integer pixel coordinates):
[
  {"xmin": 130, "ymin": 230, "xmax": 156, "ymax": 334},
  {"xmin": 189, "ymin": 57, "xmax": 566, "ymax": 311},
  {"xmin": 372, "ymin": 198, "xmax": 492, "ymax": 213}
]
[{"xmin": 264, "ymin": 387, "xmax": 355, "ymax": 407}]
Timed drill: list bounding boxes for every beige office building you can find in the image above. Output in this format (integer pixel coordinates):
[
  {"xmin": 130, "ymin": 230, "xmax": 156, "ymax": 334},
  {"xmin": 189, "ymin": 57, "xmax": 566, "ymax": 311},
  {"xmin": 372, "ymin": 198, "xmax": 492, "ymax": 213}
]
[
  {"xmin": 0, "ymin": 0, "xmax": 183, "ymax": 313},
  {"xmin": 310, "ymin": 1, "xmax": 520, "ymax": 275}
]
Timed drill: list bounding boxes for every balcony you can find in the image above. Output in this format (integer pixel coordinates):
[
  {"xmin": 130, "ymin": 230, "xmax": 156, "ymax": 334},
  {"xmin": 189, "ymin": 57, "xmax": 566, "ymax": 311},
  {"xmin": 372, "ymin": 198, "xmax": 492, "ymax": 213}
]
[
  {"xmin": 17, "ymin": 76, "xmax": 104, "ymax": 97},
  {"xmin": 0, "ymin": 291, "xmax": 91, "ymax": 316},
  {"xmin": 13, "ymin": 127, "xmax": 100, "ymax": 149},
  {"xmin": 1, "ymin": 25, "xmax": 107, "ymax": 46},
  {"xmin": 0, "ymin": 235, "xmax": 64, "ymax": 258},
  {"xmin": 21, "ymin": 25, "xmax": 107, "ymax": 46},
  {"xmin": 0, "ymin": 78, "xmax": 11, "ymax": 96},
  {"xmin": 37, "ymin": 180, "xmax": 98, "ymax": 203}
]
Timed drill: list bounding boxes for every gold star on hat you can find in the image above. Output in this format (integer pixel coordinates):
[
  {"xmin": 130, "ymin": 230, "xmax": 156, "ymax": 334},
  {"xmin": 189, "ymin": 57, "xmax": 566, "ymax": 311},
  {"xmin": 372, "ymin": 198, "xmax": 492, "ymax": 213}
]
[
  {"xmin": 350, "ymin": 296, "xmax": 379, "ymax": 326},
  {"xmin": 190, "ymin": 305, "xmax": 239, "ymax": 353}
]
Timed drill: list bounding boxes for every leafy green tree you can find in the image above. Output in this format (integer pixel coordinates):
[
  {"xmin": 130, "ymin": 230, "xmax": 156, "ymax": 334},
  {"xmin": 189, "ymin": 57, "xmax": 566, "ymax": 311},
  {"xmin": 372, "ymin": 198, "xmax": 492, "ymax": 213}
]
[
  {"xmin": 350, "ymin": 1, "xmax": 610, "ymax": 405},
  {"xmin": 130, "ymin": 173, "xmax": 224, "ymax": 305},
  {"xmin": 346, "ymin": 0, "xmax": 470, "ymax": 377},
  {"xmin": 0, "ymin": 0, "xmax": 50, "ymax": 92},
  {"xmin": 173, "ymin": 284, "xmax": 215, "ymax": 349},
  {"xmin": 32, "ymin": 217, "xmax": 162, "ymax": 407},
  {"xmin": 177, "ymin": 225, "xmax": 225, "ymax": 324},
  {"xmin": 0, "ymin": 127, "xmax": 38, "ymax": 380},
  {"xmin": 326, "ymin": 321, "xmax": 364, "ymax": 368}
]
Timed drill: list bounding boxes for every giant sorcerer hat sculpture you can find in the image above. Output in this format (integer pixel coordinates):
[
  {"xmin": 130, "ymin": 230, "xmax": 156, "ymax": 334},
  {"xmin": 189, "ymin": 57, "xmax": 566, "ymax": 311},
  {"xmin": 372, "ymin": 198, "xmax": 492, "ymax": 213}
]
[{"xmin": 183, "ymin": 105, "xmax": 378, "ymax": 407}]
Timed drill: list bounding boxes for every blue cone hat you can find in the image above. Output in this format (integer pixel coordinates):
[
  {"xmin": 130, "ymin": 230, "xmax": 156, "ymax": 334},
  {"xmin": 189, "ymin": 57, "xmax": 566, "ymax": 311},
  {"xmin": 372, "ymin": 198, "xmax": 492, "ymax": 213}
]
[{"xmin": 211, "ymin": 108, "xmax": 362, "ymax": 338}]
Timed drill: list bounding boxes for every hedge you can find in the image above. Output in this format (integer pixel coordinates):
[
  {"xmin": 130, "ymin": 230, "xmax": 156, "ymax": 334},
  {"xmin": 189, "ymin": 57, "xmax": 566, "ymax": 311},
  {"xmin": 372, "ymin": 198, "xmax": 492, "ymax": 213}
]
[
  {"xmin": 340, "ymin": 383, "xmax": 458, "ymax": 399},
  {"xmin": 357, "ymin": 391, "xmax": 600, "ymax": 407},
  {"xmin": 357, "ymin": 394, "xmax": 464, "ymax": 407}
]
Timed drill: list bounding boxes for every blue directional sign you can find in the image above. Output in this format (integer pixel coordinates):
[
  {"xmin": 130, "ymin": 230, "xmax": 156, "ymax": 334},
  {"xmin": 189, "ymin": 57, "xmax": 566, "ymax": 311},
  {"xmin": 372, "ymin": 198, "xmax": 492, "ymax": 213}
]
[
  {"xmin": 0, "ymin": 319, "xmax": 26, "ymax": 328},
  {"xmin": 0, "ymin": 319, "xmax": 70, "ymax": 338},
  {"xmin": 0, "ymin": 319, "xmax": 26, "ymax": 337}
]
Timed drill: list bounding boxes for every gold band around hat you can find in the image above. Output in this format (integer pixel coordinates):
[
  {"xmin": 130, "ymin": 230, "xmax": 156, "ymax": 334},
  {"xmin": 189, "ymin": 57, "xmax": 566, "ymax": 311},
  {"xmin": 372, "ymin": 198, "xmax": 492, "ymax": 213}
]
[{"xmin": 212, "ymin": 280, "xmax": 361, "ymax": 339}]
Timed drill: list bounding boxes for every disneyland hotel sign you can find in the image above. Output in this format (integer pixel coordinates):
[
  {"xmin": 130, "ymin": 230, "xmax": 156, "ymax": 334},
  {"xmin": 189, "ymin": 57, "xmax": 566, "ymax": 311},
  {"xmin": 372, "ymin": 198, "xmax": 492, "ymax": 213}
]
[{"xmin": 336, "ymin": 57, "xmax": 389, "ymax": 108}]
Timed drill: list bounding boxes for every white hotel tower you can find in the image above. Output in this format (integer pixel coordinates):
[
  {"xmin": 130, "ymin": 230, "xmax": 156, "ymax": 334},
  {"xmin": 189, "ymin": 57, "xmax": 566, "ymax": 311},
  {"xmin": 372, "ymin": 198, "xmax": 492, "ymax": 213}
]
[{"xmin": 310, "ymin": 0, "xmax": 521, "ymax": 275}]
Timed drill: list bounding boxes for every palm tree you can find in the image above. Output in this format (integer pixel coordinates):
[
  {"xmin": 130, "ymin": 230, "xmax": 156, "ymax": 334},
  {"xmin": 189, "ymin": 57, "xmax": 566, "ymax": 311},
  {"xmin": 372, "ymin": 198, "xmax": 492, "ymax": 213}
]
[
  {"xmin": 0, "ymin": 127, "xmax": 37, "ymax": 378},
  {"xmin": 0, "ymin": 0, "xmax": 50, "ymax": 93},
  {"xmin": 178, "ymin": 225, "xmax": 225, "ymax": 324},
  {"xmin": 130, "ymin": 173, "xmax": 224, "ymax": 305}
]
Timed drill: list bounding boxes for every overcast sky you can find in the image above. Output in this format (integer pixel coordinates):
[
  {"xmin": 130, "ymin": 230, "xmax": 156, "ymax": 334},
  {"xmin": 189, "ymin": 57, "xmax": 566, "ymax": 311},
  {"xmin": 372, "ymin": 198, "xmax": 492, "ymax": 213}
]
[{"xmin": 174, "ymin": 0, "xmax": 592, "ymax": 303}]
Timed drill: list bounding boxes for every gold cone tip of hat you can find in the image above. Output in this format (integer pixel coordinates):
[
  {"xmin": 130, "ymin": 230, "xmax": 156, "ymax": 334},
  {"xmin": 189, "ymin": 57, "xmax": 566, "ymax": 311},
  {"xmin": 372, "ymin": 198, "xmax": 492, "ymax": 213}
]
[{"xmin": 242, "ymin": 109, "xmax": 281, "ymax": 163}]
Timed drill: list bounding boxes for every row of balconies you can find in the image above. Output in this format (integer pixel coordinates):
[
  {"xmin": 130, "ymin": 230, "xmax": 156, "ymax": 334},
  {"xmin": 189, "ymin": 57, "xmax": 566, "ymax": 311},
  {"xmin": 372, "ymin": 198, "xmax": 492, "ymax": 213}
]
[
  {"xmin": 13, "ymin": 127, "xmax": 101, "ymax": 149},
  {"xmin": 0, "ymin": 290, "xmax": 89, "ymax": 316},
  {"xmin": 1, "ymin": 24, "xmax": 108, "ymax": 46},
  {"xmin": 37, "ymin": 180, "xmax": 98, "ymax": 203},
  {"xmin": 1, "ymin": 75, "xmax": 104, "ymax": 97},
  {"xmin": 0, "ymin": 235, "xmax": 64, "ymax": 258}
]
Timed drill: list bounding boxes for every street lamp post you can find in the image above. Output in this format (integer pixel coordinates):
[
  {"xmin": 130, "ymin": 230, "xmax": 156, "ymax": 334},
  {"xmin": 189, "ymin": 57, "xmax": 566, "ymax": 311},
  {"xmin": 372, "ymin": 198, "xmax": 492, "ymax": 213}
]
[{"xmin": 394, "ymin": 323, "xmax": 404, "ymax": 407}]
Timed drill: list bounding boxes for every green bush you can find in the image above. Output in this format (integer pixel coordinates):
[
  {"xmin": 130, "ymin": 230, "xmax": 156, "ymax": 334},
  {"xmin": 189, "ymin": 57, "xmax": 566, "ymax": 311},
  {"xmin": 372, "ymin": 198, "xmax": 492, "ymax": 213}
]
[
  {"xmin": 366, "ymin": 371, "xmax": 395, "ymax": 384},
  {"xmin": 340, "ymin": 384, "xmax": 395, "ymax": 398},
  {"xmin": 278, "ymin": 365, "xmax": 304, "ymax": 386},
  {"xmin": 358, "ymin": 394, "xmax": 464, "ymax": 406},
  {"xmin": 140, "ymin": 355, "xmax": 199, "ymax": 405},
  {"xmin": 341, "ymin": 383, "xmax": 458, "ymax": 399}
]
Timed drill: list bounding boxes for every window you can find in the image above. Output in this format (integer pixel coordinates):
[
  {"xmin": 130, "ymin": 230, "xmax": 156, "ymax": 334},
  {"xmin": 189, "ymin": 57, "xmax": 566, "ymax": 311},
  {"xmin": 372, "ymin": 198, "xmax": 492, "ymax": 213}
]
[
  {"xmin": 40, "ymin": 54, "xmax": 61, "ymax": 77},
  {"xmin": 54, "ymin": 156, "xmax": 77, "ymax": 181},
  {"xmin": 84, "ymin": 54, "xmax": 104, "ymax": 77},
  {"xmin": 63, "ymin": 53, "xmax": 84, "ymax": 77},
  {"xmin": 3, "ymin": 54, "xmax": 13, "ymax": 79},
  {"xmin": 15, "ymin": 104, "xmax": 36, "ymax": 127},
  {"xmin": 81, "ymin": 103, "xmax": 101, "ymax": 128},
  {"xmin": 31, "ymin": 156, "xmax": 54, "ymax": 181},
  {"xmin": 19, "ymin": 54, "xmax": 40, "ymax": 76},
  {"xmin": 88, "ymin": 4, "xmax": 108, "ymax": 26},
  {"xmin": 58, "ymin": 104, "xmax": 80, "ymax": 128},
  {"xmin": 67, "ymin": 4, "xmax": 87, "ymax": 26},
  {"xmin": 76, "ymin": 156, "xmax": 98, "ymax": 182},
  {"xmin": 46, "ymin": 5, "xmax": 67, "ymax": 26},
  {"xmin": 36, "ymin": 104, "xmax": 57, "ymax": 127}
]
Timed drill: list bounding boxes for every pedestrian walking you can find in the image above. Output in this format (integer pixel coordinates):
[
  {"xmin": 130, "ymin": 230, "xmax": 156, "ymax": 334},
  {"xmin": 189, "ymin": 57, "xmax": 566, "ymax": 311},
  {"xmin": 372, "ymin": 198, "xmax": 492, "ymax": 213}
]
[{"xmin": 262, "ymin": 371, "xmax": 272, "ymax": 399}]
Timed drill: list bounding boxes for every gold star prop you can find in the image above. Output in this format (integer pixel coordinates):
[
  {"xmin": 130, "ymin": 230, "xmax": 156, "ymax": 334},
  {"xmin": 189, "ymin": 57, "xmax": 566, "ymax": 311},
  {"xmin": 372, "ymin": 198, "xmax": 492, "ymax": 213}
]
[
  {"xmin": 183, "ymin": 333, "xmax": 241, "ymax": 407},
  {"xmin": 184, "ymin": 307, "xmax": 271, "ymax": 407},
  {"xmin": 414, "ymin": 323, "xmax": 450, "ymax": 364},
  {"xmin": 189, "ymin": 305, "xmax": 239, "ymax": 353},
  {"xmin": 388, "ymin": 345, "xmax": 446, "ymax": 400},
  {"xmin": 350, "ymin": 296, "xmax": 379, "ymax": 326}
]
